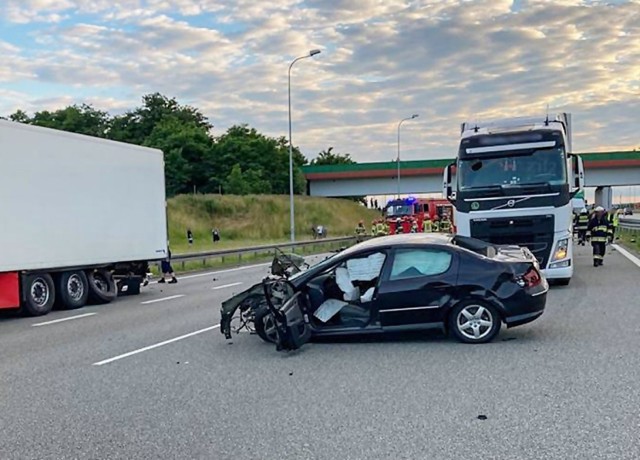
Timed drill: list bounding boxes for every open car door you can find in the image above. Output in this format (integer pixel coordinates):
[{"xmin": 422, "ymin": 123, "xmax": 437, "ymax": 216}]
[{"xmin": 265, "ymin": 289, "xmax": 312, "ymax": 351}]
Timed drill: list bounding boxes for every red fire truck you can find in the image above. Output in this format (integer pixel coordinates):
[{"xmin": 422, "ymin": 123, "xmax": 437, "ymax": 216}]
[{"xmin": 384, "ymin": 197, "xmax": 454, "ymax": 234}]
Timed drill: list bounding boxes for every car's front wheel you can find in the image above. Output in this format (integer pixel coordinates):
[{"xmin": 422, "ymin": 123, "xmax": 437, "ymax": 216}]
[
  {"xmin": 254, "ymin": 307, "xmax": 279, "ymax": 344},
  {"xmin": 449, "ymin": 300, "xmax": 501, "ymax": 344}
]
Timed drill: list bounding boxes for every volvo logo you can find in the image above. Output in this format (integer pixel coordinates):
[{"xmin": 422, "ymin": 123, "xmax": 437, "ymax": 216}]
[{"xmin": 507, "ymin": 199, "xmax": 516, "ymax": 207}]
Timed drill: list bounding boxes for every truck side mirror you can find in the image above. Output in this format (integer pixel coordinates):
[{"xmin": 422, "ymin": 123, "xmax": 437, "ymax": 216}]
[{"xmin": 569, "ymin": 154, "xmax": 585, "ymax": 196}]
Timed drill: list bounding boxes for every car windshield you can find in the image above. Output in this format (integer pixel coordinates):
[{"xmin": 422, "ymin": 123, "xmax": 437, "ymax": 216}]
[
  {"xmin": 458, "ymin": 148, "xmax": 567, "ymax": 190},
  {"xmin": 288, "ymin": 251, "xmax": 341, "ymax": 282},
  {"xmin": 387, "ymin": 205, "xmax": 412, "ymax": 217}
]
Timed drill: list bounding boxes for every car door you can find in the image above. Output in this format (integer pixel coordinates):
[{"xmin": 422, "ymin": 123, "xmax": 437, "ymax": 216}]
[
  {"xmin": 270, "ymin": 291, "xmax": 312, "ymax": 351},
  {"xmin": 375, "ymin": 246, "xmax": 459, "ymax": 329}
]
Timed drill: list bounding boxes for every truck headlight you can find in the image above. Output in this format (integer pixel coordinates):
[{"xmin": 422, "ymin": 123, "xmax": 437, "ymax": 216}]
[{"xmin": 551, "ymin": 238, "xmax": 569, "ymax": 262}]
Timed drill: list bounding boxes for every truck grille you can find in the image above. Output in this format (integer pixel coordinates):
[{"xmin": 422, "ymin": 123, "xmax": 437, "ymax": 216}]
[{"xmin": 470, "ymin": 215, "xmax": 555, "ymax": 268}]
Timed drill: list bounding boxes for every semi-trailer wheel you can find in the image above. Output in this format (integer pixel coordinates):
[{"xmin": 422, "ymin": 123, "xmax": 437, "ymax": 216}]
[
  {"xmin": 56, "ymin": 271, "xmax": 89, "ymax": 310},
  {"xmin": 22, "ymin": 273, "xmax": 56, "ymax": 316},
  {"xmin": 87, "ymin": 269, "xmax": 117, "ymax": 304}
]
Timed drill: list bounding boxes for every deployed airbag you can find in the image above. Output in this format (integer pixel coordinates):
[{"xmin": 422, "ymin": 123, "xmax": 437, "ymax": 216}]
[{"xmin": 314, "ymin": 298, "xmax": 349, "ymax": 322}]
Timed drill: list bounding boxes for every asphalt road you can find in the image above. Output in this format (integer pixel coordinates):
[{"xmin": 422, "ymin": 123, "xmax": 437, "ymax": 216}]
[{"xmin": 1, "ymin": 247, "xmax": 639, "ymax": 460}]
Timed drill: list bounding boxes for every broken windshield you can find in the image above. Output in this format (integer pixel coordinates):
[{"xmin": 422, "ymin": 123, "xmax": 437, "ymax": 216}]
[{"xmin": 457, "ymin": 148, "xmax": 567, "ymax": 191}]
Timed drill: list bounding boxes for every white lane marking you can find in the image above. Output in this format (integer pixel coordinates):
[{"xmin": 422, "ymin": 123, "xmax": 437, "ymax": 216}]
[
  {"xmin": 32, "ymin": 312, "xmax": 97, "ymax": 327},
  {"xmin": 92, "ymin": 325, "xmax": 220, "ymax": 366},
  {"xmin": 212, "ymin": 282, "xmax": 243, "ymax": 291},
  {"xmin": 178, "ymin": 263, "xmax": 271, "ymax": 280},
  {"xmin": 141, "ymin": 295, "xmax": 185, "ymax": 305},
  {"xmin": 612, "ymin": 244, "xmax": 640, "ymax": 269}
]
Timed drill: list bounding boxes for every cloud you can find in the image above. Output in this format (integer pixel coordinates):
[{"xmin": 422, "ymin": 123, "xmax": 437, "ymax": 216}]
[{"xmin": 0, "ymin": 0, "xmax": 638, "ymax": 159}]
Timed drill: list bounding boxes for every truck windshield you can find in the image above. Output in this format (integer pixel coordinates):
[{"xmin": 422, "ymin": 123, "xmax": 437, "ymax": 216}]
[
  {"xmin": 457, "ymin": 148, "xmax": 567, "ymax": 191},
  {"xmin": 386, "ymin": 205, "xmax": 412, "ymax": 217}
]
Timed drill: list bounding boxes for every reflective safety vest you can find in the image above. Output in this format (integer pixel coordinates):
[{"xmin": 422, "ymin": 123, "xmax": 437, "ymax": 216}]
[
  {"xmin": 440, "ymin": 219, "xmax": 452, "ymax": 233},
  {"xmin": 576, "ymin": 213, "xmax": 589, "ymax": 231},
  {"xmin": 587, "ymin": 215, "xmax": 612, "ymax": 243},
  {"xmin": 376, "ymin": 222, "xmax": 386, "ymax": 235},
  {"xmin": 355, "ymin": 225, "xmax": 366, "ymax": 235},
  {"xmin": 612, "ymin": 212, "xmax": 620, "ymax": 227},
  {"xmin": 423, "ymin": 220, "xmax": 433, "ymax": 232},
  {"xmin": 432, "ymin": 220, "xmax": 440, "ymax": 232},
  {"xmin": 371, "ymin": 225, "xmax": 377, "ymax": 236}
]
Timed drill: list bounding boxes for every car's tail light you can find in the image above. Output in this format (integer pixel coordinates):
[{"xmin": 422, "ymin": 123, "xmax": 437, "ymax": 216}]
[{"xmin": 516, "ymin": 267, "xmax": 542, "ymax": 288}]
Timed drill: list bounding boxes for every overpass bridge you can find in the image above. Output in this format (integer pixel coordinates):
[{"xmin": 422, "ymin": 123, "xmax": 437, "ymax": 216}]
[{"xmin": 302, "ymin": 151, "xmax": 640, "ymax": 208}]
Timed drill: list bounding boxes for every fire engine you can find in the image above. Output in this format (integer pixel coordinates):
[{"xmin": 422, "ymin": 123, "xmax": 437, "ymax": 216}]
[{"xmin": 383, "ymin": 197, "xmax": 454, "ymax": 234}]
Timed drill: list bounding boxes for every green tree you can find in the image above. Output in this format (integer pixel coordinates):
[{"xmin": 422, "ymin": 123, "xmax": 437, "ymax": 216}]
[
  {"xmin": 225, "ymin": 164, "xmax": 250, "ymax": 195},
  {"xmin": 9, "ymin": 104, "xmax": 111, "ymax": 137},
  {"xmin": 310, "ymin": 146, "xmax": 355, "ymax": 165}
]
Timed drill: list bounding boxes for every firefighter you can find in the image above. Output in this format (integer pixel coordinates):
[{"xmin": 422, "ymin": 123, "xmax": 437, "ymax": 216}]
[
  {"xmin": 411, "ymin": 219, "xmax": 419, "ymax": 233},
  {"xmin": 371, "ymin": 220, "xmax": 377, "ymax": 237},
  {"xmin": 440, "ymin": 214, "xmax": 452, "ymax": 233},
  {"xmin": 376, "ymin": 219, "xmax": 386, "ymax": 236},
  {"xmin": 423, "ymin": 216, "xmax": 433, "ymax": 233},
  {"xmin": 575, "ymin": 208, "xmax": 589, "ymax": 246},
  {"xmin": 355, "ymin": 221, "xmax": 367, "ymax": 241},
  {"xmin": 610, "ymin": 209, "xmax": 621, "ymax": 240},
  {"xmin": 586, "ymin": 206, "xmax": 613, "ymax": 267},
  {"xmin": 432, "ymin": 216, "xmax": 440, "ymax": 233}
]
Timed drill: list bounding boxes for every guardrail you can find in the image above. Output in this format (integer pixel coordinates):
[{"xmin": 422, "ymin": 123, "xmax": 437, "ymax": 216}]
[
  {"xmin": 620, "ymin": 217, "xmax": 640, "ymax": 230},
  {"xmin": 170, "ymin": 236, "xmax": 360, "ymax": 269}
]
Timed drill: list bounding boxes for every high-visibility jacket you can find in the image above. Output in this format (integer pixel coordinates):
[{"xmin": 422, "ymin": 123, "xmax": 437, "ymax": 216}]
[
  {"xmin": 371, "ymin": 225, "xmax": 377, "ymax": 236},
  {"xmin": 587, "ymin": 215, "xmax": 613, "ymax": 243},
  {"xmin": 612, "ymin": 212, "xmax": 620, "ymax": 227},
  {"xmin": 432, "ymin": 220, "xmax": 440, "ymax": 232},
  {"xmin": 440, "ymin": 219, "xmax": 452, "ymax": 233},
  {"xmin": 376, "ymin": 222, "xmax": 386, "ymax": 235},
  {"xmin": 575, "ymin": 212, "xmax": 589, "ymax": 231},
  {"xmin": 355, "ymin": 225, "xmax": 366, "ymax": 235},
  {"xmin": 423, "ymin": 219, "xmax": 433, "ymax": 232}
]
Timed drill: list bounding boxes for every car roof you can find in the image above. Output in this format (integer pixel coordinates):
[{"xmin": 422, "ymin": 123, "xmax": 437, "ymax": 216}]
[{"xmin": 341, "ymin": 233, "xmax": 454, "ymax": 255}]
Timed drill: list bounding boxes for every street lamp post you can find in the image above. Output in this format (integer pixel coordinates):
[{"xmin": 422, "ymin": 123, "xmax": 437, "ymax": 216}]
[
  {"xmin": 397, "ymin": 114, "xmax": 419, "ymax": 198},
  {"xmin": 288, "ymin": 49, "xmax": 321, "ymax": 243}
]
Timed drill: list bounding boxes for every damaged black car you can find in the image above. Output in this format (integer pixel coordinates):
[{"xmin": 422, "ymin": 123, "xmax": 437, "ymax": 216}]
[{"xmin": 220, "ymin": 234, "xmax": 548, "ymax": 350}]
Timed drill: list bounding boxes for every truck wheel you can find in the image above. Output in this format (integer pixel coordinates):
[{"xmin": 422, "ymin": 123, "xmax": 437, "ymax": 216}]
[
  {"xmin": 56, "ymin": 271, "xmax": 89, "ymax": 310},
  {"xmin": 22, "ymin": 273, "xmax": 56, "ymax": 316},
  {"xmin": 87, "ymin": 269, "xmax": 117, "ymax": 305}
]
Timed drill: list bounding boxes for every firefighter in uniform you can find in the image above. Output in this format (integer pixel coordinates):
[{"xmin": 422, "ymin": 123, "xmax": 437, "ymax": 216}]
[
  {"xmin": 440, "ymin": 215, "xmax": 452, "ymax": 233},
  {"xmin": 355, "ymin": 221, "xmax": 367, "ymax": 241},
  {"xmin": 371, "ymin": 220, "xmax": 377, "ymax": 237},
  {"xmin": 423, "ymin": 217, "xmax": 433, "ymax": 233},
  {"xmin": 575, "ymin": 208, "xmax": 589, "ymax": 246},
  {"xmin": 587, "ymin": 206, "xmax": 613, "ymax": 267},
  {"xmin": 376, "ymin": 219, "xmax": 386, "ymax": 236},
  {"xmin": 610, "ymin": 209, "xmax": 620, "ymax": 240},
  {"xmin": 432, "ymin": 216, "xmax": 440, "ymax": 233},
  {"xmin": 411, "ymin": 219, "xmax": 419, "ymax": 233}
]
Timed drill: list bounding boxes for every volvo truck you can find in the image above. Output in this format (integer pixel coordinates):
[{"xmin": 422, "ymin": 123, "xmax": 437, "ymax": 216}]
[
  {"xmin": 0, "ymin": 120, "xmax": 168, "ymax": 316},
  {"xmin": 442, "ymin": 113, "xmax": 584, "ymax": 285}
]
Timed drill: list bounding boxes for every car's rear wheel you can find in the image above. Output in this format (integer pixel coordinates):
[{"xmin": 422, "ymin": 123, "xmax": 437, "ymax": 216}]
[
  {"xmin": 254, "ymin": 307, "xmax": 279, "ymax": 344},
  {"xmin": 449, "ymin": 300, "xmax": 501, "ymax": 344}
]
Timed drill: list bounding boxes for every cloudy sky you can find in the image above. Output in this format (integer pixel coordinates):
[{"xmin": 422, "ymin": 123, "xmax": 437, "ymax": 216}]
[{"xmin": 1, "ymin": 0, "xmax": 638, "ymax": 163}]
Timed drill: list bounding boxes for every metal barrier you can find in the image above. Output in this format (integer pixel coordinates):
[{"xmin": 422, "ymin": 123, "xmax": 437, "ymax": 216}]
[
  {"xmin": 170, "ymin": 236, "xmax": 360, "ymax": 269},
  {"xmin": 619, "ymin": 217, "xmax": 640, "ymax": 230}
]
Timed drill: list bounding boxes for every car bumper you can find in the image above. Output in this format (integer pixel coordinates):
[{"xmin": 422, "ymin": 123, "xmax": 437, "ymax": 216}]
[
  {"xmin": 541, "ymin": 263, "xmax": 573, "ymax": 280},
  {"xmin": 502, "ymin": 280, "xmax": 548, "ymax": 328}
]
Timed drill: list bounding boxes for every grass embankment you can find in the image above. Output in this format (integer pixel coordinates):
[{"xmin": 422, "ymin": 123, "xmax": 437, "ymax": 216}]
[
  {"xmin": 167, "ymin": 194, "xmax": 380, "ymax": 254},
  {"xmin": 617, "ymin": 227, "xmax": 640, "ymax": 256}
]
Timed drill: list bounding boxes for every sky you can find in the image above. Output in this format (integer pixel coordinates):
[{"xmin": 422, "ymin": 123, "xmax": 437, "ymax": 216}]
[{"xmin": 0, "ymin": 0, "xmax": 639, "ymax": 164}]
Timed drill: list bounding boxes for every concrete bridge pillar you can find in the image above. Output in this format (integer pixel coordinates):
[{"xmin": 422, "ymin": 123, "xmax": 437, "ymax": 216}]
[{"xmin": 595, "ymin": 186, "xmax": 613, "ymax": 210}]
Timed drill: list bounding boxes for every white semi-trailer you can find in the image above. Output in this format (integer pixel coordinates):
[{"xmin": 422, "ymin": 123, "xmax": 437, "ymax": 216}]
[
  {"xmin": 443, "ymin": 113, "xmax": 584, "ymax": 285},
  {"xmin": 0, "ymin": 120, "xmax": 167, "ymax": 315}
]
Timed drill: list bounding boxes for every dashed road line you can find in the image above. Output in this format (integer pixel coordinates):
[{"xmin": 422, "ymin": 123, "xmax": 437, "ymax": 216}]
[
  {"xmin": 212, "ymin": 282, "xmax": 243, "ymax": 290},
  {"xmin": 32, "ymin": 312, "xmax": 97, "ymax": 327},
  {"xmin": 141, "ymin": 294, "xmax": 185, "ymax": 305},
  {"xmin": 92, "ymin": 325, "xmax": 220, "ymax": 366}
]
